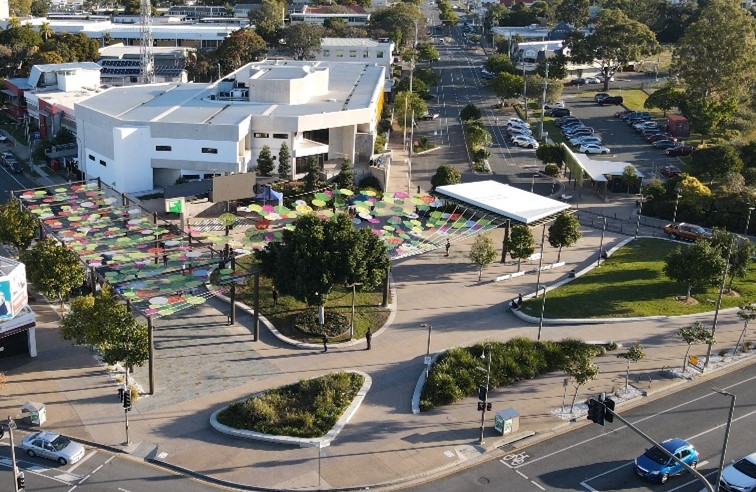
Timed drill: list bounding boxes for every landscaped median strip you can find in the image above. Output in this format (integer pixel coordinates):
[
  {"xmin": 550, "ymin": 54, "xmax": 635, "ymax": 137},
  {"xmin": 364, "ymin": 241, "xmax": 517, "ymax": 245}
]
[{"xmin": 209, "ymin": 370, "xmax": 372, "ymax": 448}]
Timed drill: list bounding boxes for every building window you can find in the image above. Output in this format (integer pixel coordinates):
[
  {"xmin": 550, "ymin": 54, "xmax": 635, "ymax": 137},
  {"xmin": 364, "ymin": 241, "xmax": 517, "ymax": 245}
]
[
  {"xmin": 88, "ymin": 154, "xmax": 95, "ymax": 161},
  {"xmin": 253, "ymin": 132, "xmax": 269, "ymax": 138},
  {"xmin": 183, "ymin": 174, "xmax": 200, "ymax": 181},
  {"xmin": 201, "ymin": 147, "xmax": 218, "ymax": 154},
  {"xmin": 322, "ymin": 49, "xmax": 330, "ymax": 56},
  {"xmin": 349, "ymin": 50, "xmax": 357, "ymax": 58},
  {"xmin": 99, "ymin": 159, "xmax": 107, "ymax": 166},
  {"xmin": 156, "ymin": 145, "xmax": 172, "ymax": 151},
  {"xmin": 363, "ymin": 50, "xmax": 370, "ymax": 58},
  {"xmin": 336, "ymin": 50, "xmax": 344, "ymax": 58},
  {"xmin": 376, "ymin": 51, "xmax": 384, "ymax": 58},
  {"xmin": 273, "ymin": 133, "xmax": 287, "ymax": 139}
]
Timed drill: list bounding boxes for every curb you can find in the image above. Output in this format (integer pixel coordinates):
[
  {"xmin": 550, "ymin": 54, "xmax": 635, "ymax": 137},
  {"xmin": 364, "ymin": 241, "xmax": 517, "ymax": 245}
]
[
  {"xmin": 411, "ymin": 353, "xmax": 443, "ymax": 414},
  {"xmin": 209, "ymin": 370, "xmax": 372, "ymax": 449}
]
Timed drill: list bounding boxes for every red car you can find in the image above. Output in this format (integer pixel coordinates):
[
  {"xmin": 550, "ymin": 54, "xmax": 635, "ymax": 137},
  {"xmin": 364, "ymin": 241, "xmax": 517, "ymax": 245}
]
[
  {"xmin": 647, "ymin": 133, "xmax": 677, "ymax": 143},
  {"xmin": 614, "ymin": 110, "xmax": 633, "ymax": 118},
  {"xmin": 666, "ymin": 145, "xmax": 695, "ymax": 156}
]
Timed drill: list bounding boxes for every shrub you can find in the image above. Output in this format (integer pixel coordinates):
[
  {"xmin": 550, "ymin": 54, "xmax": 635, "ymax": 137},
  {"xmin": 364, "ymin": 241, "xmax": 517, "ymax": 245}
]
[
  {"xmin": 377, "ymin": 118, "xmax": 392, "ymax": 135},
  {"xmin": 294, "ymin": 309, "xmax": 349, "ymax": 337},
  {"xmin": 544, "ymin": 163, "xmax": 560, "ymax": 177},
  {"xmin": 374, "ymin": 134, "xmax": 387, "ymax": 154},
  {"xmin": 358, "ymin": 175, "xmax": 383, "ymax": 191},
  {"xmin": 744, "ymin": 340, "xmax": 752, "ymax": 352},
  {"xmin": 719, "ymin": 348, "xmax": 729, "ymax": 357}
]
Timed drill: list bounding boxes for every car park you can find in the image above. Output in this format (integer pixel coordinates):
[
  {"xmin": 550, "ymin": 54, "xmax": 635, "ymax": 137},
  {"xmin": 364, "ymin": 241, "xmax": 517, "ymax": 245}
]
[
  {"xmin": 653, "ymin": 140, "xmax": 678, "ymax": 150},
  {"xmin": 666, "ymin": 145, "xmax": 694, "ymax": 156},
  {"xmin": 21, "ymin": 431, "xmax": 86, "ymax": 465},
  {"xmin": 580, "ymin": 143, "xmax": 611, "ymax": 154},
  {"xmin": 599, "ymin": 95, "xmax": 624, "ymax": 105},
  {"xmin": 661, "ymin": 165, "xmax": 682, "ymax": 177},
  {"xmin": 634, "ymin": 438, "xmax": 699, "ymax": 484},
  {"xmin": 663, "ymin": 223, "xmax": 710, "ymax": 240},
  {"xmin": 719, "ymin": 452, "xmax": 756, "ymax": 492},
  {"xmin": 512, "ymin": 136, "xmax": 539, "ymax": 149}
]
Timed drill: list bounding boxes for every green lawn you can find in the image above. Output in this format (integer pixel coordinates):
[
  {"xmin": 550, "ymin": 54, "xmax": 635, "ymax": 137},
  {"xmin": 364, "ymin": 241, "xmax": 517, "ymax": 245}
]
[{"xmin": 520, "ymin": 238, "xmax": 756, "ymax": 319}]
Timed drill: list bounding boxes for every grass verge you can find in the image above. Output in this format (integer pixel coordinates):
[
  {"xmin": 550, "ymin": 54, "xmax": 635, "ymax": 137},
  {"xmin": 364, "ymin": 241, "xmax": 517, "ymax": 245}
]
[{"xmin": 520, "ymin": 238, "xmax": 756, "ymax": 319}]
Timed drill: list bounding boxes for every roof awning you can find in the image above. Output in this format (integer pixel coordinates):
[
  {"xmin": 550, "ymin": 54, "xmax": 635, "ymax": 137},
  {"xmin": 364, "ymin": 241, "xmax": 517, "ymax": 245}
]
[{"xmin": 1, "ymin": 89, "xmax": 17, "ymax": 97}]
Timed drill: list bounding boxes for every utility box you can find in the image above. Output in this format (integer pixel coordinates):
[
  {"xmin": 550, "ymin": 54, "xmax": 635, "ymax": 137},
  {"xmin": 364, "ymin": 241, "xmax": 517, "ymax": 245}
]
[
  {"xmin": 22, "ymin": 401, "xmax": 46, "ymax": 426},
  {"xmin": 667, "ymin": 115, "xmax": 690, "ymax": 138},
  {"xmin": 494, "ymin": 407, "xmax": 520, "ymax": 435}
]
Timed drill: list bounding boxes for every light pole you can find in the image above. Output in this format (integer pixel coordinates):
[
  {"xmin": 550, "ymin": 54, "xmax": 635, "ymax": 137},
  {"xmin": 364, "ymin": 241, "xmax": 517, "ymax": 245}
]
[
  {"xmin": 597, "ymin": 217, "xmax": 607, "ymax": 266},
  {"xmin": 745, "ymin": 206, "xmax": 755, "ymax": 236},
  {"xmin": 348, "ymin": 282, "xmax": 363, "ymax": 339},
  {"xmin": 635, "ymin": 183, "xmax": 643, "ymax": 239},
  {"xmin": 671, "ymin": 191, "xmax": 683, "ymax": 237},
  {"xmin": 530, "ymin": 173, "xmax": 538, "ymax": 193},
  {"xmin": 402, "ymin": 20, "xmax": 419, "ymax": 150},
  {"xmin": 217, "ymin": 63, "xmax": 221, "ymax": 81},
  {"xmin": 421, "ymin": 323, "xmax": 432, "ymax": 377},
  {"xmin": 706, "ymin": 239, "xmax": 732, "ymax": 367},
  {"xmin": 539, "ymin": 49, "xmax": 548, "ymax": 139},
  {"xmin": 534, "ymin": 222, "xmax": 546, "ymax": 295},
  {"xmin": 537, "ymin": 285, "xmax": 547, "ymax": 341},
  {"xmin": 712, "ymin": 388, "xmax": 736, "ymax": 492},
  {"xmin": 4, "ymin": 418, "xmax": 20, "ymax": 492},
  {"xmin": 522, "ymin": 62, "xmax": 528, "ymax": 121},
  {"xmin": 478, "ymin": 346, "xmax": 491, "ymax": 445}
]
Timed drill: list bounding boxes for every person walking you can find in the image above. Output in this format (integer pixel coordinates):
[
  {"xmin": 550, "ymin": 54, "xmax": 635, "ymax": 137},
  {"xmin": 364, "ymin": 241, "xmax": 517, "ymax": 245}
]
[
  {"xmin": 162, "ymin": 253, "xmax": 168, "ymax": 267},
  {"xmin": 365, "ymin": 328, "xmax": 372, "ymax": 350},
  {"xmin": 322, "ymin": 333, "xmax": 329, "ymax": 353},
  {"xmin": 445, "ymin": 239, "xmax": 451, "ymax": 257},
  {"xmin": 272, "ymin": 287, "xmax": 278, "ymax": 306}
]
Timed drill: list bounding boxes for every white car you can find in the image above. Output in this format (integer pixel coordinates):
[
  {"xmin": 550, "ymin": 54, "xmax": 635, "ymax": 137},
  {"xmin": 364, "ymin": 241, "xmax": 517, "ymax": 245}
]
[
  {"xmin": 570, "ymin": 136, "xmax": 602, "ymax": 146},
  {"xmin": 512, "ymin": 136, "xmax": 539, "ymax": 149},
  {"xmin": 580, "ymin": 144, "xmax": 611, "ymax": 154},
  {"xmin": 544, "ymin": 100, "xmax": 565, "ymax": 110},
  {"xmin": 720, "ymin": 453, "xmax": 756, "ymax": 492},
  {"xmin": 506, "ymin": 117, "xmax": 530, "ymax": 128},
  {"xmin": 584, "ymin": 77, "xmax": 601, "ymax": 84},
  {"xmin": 21, "ymin": 432, "xmax": 86, "ymax": 465}
]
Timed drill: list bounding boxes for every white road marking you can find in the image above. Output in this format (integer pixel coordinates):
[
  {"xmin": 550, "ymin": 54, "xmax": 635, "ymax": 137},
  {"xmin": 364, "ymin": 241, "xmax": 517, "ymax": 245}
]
[
  {"xmin": 516, "ymin": 469, "xmax": 529, "ymax": 479},
  {"xmin": 0, "ymin": 457, "xmax": 74, "ymax": 484},
  {"xmin": 531, "ymin": 480, "xmax": 546, "ymax": 490},
  {"xmin": 580, "ymin": 480, "xmax": 599, "ymax": 491},
  {"xmin": 581, "ymin": 461, "xmax": 633, "ymax": 484},
  {"xmin": 67, "ymin": 486, "xmax": 78, "ymax": 492},
  {"xmin": 667, "ymin": 469, "xmax": 718, "ymax": 492},
  {"xmin": 105, "ymin": 455, "xmax": 116, "ymax": 464},
  {"xmin": 118, "ymin": 488, "xmax": 132, "ymax": 492},
  {"xmin": 92, "ymin": 464, "xmax": 104, "ymax": 474},
  {"xmin": 66, "ymin": 449, "xmax": 97, "ymax": 473},
  {"xmin": 78, "ymin": 474, "xmax": 91, "ymax": 484}
]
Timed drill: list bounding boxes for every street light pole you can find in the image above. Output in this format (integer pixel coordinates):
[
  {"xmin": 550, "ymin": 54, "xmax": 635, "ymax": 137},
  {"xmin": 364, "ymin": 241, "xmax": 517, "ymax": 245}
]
[
  {"xmin": 522, "ymin": 62, "xmax": 528, "ymax": 121},
  {"xmin": 635, "ymin": 183, "xmax": 643, "ymax": 239},
  {"xmin": 597, "ymin": 217, "xmax": 607, "ymax": 266},
  {"xmin": 534, "ymin": 222, "xmax": 546, "ymax": 296},
  {"xmin": 421, "ymin": 323, "xmax": 432, "ymax": 377},
  {"xmin": 712, "ymin": 388, "xmax": 736, "ymax": 492},
  {"xmin": 540, "ymin": 49, "xmax": 548, "ymax": 140},
  {"xmin": 706, "ymin": 239, "xmax": 732, "ymax": 367},
  {"xmin": 349, "ymin": 282, "xmax": 363, "ymax": 339},
  {"xmin": 671, "ymin": 191, "xmax": 682, "ymax": 239},
  {"xmin": 479, "ymin": 347, "xmax": 491, "ymax": 445},
  {"xmin": 537, "ymin": 285, "xmax": 547, "ymax": 341},
  {"xmin": 745, "ymin": 206, "xmax": 755, "ymax": 236}
]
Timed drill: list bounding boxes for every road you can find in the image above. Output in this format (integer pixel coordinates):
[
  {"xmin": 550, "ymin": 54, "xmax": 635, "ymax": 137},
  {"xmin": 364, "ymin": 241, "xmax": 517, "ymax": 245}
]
[
  {"xmin": 411, "ymin": 362, "xmax": 756, "ymax": 491},
  {"xmin": 0, "ymin": 152, "xmax": 35, "ymax": 204},
  {"xmin": 0, "ymin": 438, "xmax": 217, "ymax": 492}
]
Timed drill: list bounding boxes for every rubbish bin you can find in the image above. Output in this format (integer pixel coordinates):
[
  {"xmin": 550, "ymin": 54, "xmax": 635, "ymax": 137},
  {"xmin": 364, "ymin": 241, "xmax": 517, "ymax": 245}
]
[
  {"xmin": 494, "ymin": 407, "xmax": 520, "ymax": 435},
  {"xmin": 22, "ymin": 401, "xmax": 47, "ymax": 426}
]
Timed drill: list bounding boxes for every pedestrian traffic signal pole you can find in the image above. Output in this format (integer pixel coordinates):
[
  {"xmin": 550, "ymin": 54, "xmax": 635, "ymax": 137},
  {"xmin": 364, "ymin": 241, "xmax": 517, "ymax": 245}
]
[{"xmin": 589, "ymin": 397, "xmax": 714, "ymax": 492}]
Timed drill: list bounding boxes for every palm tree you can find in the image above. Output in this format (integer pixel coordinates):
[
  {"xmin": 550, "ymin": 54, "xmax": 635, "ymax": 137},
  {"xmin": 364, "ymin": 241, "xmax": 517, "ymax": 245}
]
[{"xmin": 39, "ymin": 22, "xmax": 53, "ymax": 42}]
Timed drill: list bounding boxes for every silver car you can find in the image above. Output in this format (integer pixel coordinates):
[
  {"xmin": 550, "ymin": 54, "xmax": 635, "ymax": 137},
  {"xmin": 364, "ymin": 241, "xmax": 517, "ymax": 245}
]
[
  {"xmin": 21, "ymin": 431, "xmax": 86, "ymax": 465},
  {"xmin": 720, "ymin": 453, "xmax": 756, "ymax": 492}
]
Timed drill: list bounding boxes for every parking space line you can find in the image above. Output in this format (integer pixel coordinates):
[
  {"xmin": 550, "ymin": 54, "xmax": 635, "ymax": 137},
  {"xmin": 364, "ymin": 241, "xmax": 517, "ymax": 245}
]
[
  {"xmin": 516, "ymin": 469, "xmax": 528, "ymax": 479},
  {"xmin": 531, "ymin": 480, "xmax": 546, "ymax": 490},
  {"xmin": 582, "ymin": 461, "xmax": 634, "ymax": 485},
  {"xmin": 667, "ymin": 468, "xmax": 718, "ymax": 492},
  {"xmin": 66, "ymin": 449, "xmax": 97, "ymax": 473}
]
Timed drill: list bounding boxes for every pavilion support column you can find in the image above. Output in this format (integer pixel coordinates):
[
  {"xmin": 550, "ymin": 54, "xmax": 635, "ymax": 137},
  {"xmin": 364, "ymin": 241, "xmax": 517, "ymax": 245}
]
[
  {"xmin": 382, "ymin": 264, "xmax": 391, "ymax": 307},
  {"xmin": 501, "ymin": 220, "xmax": 511, "ymax": 263},
  {"xmin": 148, "ymin": 317, "xmax": 155, "ymax": 395},
  {"xmin": 253, "ymin": 272, "xmax": 260, "ymax": 341},
  {"xmin": 229, "ymin": 284, "xmax": 236, "ymax": 325}
]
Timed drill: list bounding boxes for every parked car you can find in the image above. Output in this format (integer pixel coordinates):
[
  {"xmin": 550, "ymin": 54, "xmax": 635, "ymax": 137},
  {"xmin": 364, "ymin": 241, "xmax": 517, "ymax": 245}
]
[
  {"xmin": 509, "ymin": 131, "xmax": 533, "ymax": 142},
  {"xmin": 507, "ymin": 118, "xmax": 530, "ymax": 128},
  {"xmin": 647, "ymin": 133, "xmax": 676, "ymax": 143},
  {"xmin": 10, "ymin": 161, "xmax": 22, "ymax": 174},
  {"xmin": 512, "ymin": 136, "xmax": 539, "ymax": 149},
  {"xmin": 621, "ymin": 111, "xmax": 651, "ymax": 121},
  {"xmin": 1, "ymin": 151, "xmax": 13, "ymax": 167},
  {"xmin": 653, "ymin": 140, "xmax": 678, "ymax": 150},
  {"xmin": 641, "ymin": 128, "xmax": 664, "ymax": 137},
  {"xmin": 555, "ymin": 116, "xmax": 579, "ymax": 127},
  {"xmin": 21, "ymin": 431, "xmax": 86, "ymax": 465},
  {"xmin": 663, "ymin": 223, "xmax": 710, "ymax": 240},
  {"xmin": 565, "ymin": 126, "xmax": 594, "ymax": 136},
  {"xmin": 550, "ymin": 108, "xmax": 571, "ymax": 117},
  {"xmin": 660, "ymin": 165, "xmax": 682, "ymax": 177},
  {"xmin": 544, "ymin": 100, "xmax": 565, "ymax": 110},
  {"xmin": 570, "ymin": 136, "xmax": 602, "ymax": 146},
  {"xmin": 634, "ymin": 438, "xmax": 699, "ymax": 484},
  {"xmin": 594, "ymin": 93, "xmax": 610, "ymax": 103},
  {"xmin": 0, "ymin": 133, "xmax": 8, "ymax": 143},
  {"xmin": 420, "ymin": 113, "xmax": 439, "ymax": 120},
  {"xmin": 666, "ymin": 145, "xmax": 694, "ymax": 156},
  {"xmin": 615, "ymin": 109, "xmax": 633, "ymax": 118},
  {"xmin": 580, "ymin": 144, "xmax": 611, "ymax": 154},
  {"xmin": 584, "ymin": 77, "xmax": 601, "ymax": 84},
  {"xmin": 599, "ymin": 95, "xmax": 624, "ymax": 105},
  {"xmin": 568, "ymin": 78, "xmax": 587, "ymax": 86},
  {"xmin": 634, "ymin": 121, "xmax": 659, "ymax": 131},
  {"xmin": 719, "ymin": 452, "xmax": 756, "ymax": 492}
]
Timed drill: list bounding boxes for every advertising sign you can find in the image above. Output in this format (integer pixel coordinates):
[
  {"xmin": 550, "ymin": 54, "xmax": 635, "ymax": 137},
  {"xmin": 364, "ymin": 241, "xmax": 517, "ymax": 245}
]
[{"xmin": 0, "ymin": 262, "xmax": 28, "ymax": 320}]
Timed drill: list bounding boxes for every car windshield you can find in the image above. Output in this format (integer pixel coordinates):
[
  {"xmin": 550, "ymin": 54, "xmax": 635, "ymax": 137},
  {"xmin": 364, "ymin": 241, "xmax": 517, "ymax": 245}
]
[
  {"xmin": 50, "ymin": 435, "xmax": 71, "ymax": 451},
  {"xmin": 733, "ymin": 458, "xmax": 756, "ymax": 478},
  {"xmin": 644, "ymin": 447, "xmax": 670, "ymax": 465}
]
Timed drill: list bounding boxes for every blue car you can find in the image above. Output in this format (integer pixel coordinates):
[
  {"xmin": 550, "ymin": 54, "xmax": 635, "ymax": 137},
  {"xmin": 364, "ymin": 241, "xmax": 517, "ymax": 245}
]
[{"xmin": 634, "ymin": 438, "xmax": 699, "ymax": 484}]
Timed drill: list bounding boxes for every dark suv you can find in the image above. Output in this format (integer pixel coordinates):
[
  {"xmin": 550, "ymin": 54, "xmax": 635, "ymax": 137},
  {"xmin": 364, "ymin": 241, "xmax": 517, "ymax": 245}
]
[
  {"xmin": 550, "ymin": 108, "xmax": 571, "ymax": 117},
  {"xmin": 599, "ymin": 95, "xmax": 624, "ymax": 105}
]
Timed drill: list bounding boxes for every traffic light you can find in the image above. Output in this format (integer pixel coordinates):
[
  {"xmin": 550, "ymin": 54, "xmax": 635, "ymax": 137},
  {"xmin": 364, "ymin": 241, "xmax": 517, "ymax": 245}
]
[
  {"xmin": 17, "ymin": 471, "xmax": 25, "ymax": 490},
  {"xmin": 123, "ymin": 390, "xmax": 132, "ymax": 410},
  {"xmin": 486, "ymin": 402, "xmax": 492, "ymax": 411},
  {"xmin": 478, "ymin": 385, "xmax": 487, "ymax": 402},
  {"xmin": 603, "ymin": 397, "xmax": 615, "ymax": 423},
  {"xmin": 478, "ymin": 401, "xmax": 485, "ymax": 411},
  {"xmin": 587, "ymin": 398, "xmax": 605, "ymax": 425},
  {"xmin": 118, "ymin": 387, "xmax": 124, "ymax": 402}
]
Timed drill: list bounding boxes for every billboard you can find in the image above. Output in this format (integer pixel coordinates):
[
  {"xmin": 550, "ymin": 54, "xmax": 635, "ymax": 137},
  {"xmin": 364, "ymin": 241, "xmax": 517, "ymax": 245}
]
[
  {"xmin": 0, "ymin": 261, "xmax": 28, "ymax": 320},
  {"xmin": 210, "ymin": 172, "xmax": 256, "ymax": 203}
]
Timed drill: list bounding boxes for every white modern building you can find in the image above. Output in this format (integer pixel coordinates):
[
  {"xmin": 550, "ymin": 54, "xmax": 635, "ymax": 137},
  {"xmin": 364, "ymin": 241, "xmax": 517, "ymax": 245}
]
[
  {"xmin": 98, "ymin": 44, "xmax": 191, "ymax": 86},
  {"xmin": 317, "ymin": 38, "xmax": 395, "ymax": 84},
  {"xmin": 289, "ymin": 5, "xmax": 370, "ymax": 26},
  {"xmin": 74, "ymin": 60, "xmax": 386, "ymax": 194}
]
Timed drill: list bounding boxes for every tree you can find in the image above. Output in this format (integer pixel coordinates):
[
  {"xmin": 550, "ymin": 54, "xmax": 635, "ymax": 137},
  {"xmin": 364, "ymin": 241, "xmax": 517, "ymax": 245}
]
[
  {"xmin": 555, "ymin": 0, "xmax": 589, "ymax": 27},
  {"xmin": 370, "ymin": 3, "xmax": 423, "ymax": 47},
  {"xmin": 394, "ymin": 91, "xmax": 427, "ymax": 129},
  {"xmin": 621, "ymin": 165, "xmax": 641, "ymax": 194},
  {"xmin": 282, "ymin": 23, "xmax": 324, "ymax": 60},
  {"xmin": 664, "ymin": 240, "xmax": 725, "ymax": 301},
  {"xmin": 616, "ymin": 343, "xmax": 645, "ymax": 390},
  {"xmin": 20, "ymin": 238, "xmax": 85, "ymax": 303},
  {"xmin": 395, "ymin": 77, "xmax": 429, "ymax": 99},
  {"xmin": 256, "ymin": 145, "xmax": 274, "ymax": 177},
  {"xmin": 0, "ymin": 199, "xmax": 38, "ymax": 252},
  {"xmin": 565, "ymin": 9, "xmax": 659, "ymax": 91},
  {"xmin": 691, "ymin": 144, "xmax": 743, "ymax": 180},
  {"xmin": 257, "ymin": 214, "xmax": 389, "ymax": 308},
  {"xmin": 484, "ymin": 53, "xmax": 515, "ymax": 75},
  {"xmin": 509, "ymin": 225, "xmax": 535, "ymax": 271},
  {"xmin": 416, "ymin": 43, "xmax": 439, "ymax": 63},
  {"xmin": 413, "ymin": 67, "xmax": 440, "ymax": 87},
  {"xmin": 60, "ymin": 286, "xmax": 149, "ymax": 378},
  {"xmin": 677, "ymin": 321, "xmax": 715, "ymax": 372},
  {"xmin": 334, "ymin": 158, "xmax": 354, "ymax": 189},
  {"xmin": 37, "ymin": 21, "xmax": 53, "ymax": 42},
  {"xmin": 525, "ymin": 74, "xmax": 563, "ymax": 105},
  {"xmin": 683, "ymin": 97, "xmax": 737, "ymax": 136},
  {"xmin": 564, "ymin": 354, "xmax": 599, "ymax": 413},
  {"xmin": 430, "ymin": 165, "xmax": 461, "ymax": 190},
  {"xmin": 39, "ymin": 32, "xmax": 100, "ymax": 63},
  {"xmin": 277, "ymin": 142, "xmax": 291, "ymax": 178},
  {"xmin": 536, "ymin": 143, "xmax": 563, "ymax": 165},
  {"xmin": 674, "ymin": 0, "xmax": 756, "ymax": 102},
  {"xmin": 304, "ymin": 155, "xmax": 322, "ymax": 191},
  {"xmin": 459, "ymin": 103, "xmax": 481, "ymax": 122},
  {"xmin": 735, "ymin": 302, "xmax": 756, "ymax": 355},
  {"xmin": 464, "ymin": 121, "xmax": 492, "ymax": 149},
  {"xmin": 536, "ymin": 52, "xmax": 568, "ymax": 80},
  {"xmin": 469, "ymin": 233, "xmax": 497, "ymax": 281},
  {"xmin": 489, "ymin": 72, "xmax": 523, "ymax": 100},
  {"xmin": 249, "ymin": 0, "xmax": 285, "ymax": 42},
  {"xmin": 711, "ymin": 229, "xmax": 755, "ymax": 291},
  {"xmin": 548, "ymin": 213, "xmax": 582, "ymax": 262},
  {"xmin": 643, "ymin": 85, "xmax": 683, "ymax": 117},
  {"xmin": 217, "ymin": 28, "xmax": 267, "ymax": 71},
  {"xmin": 677, "ymin": 174, "xmax": 712, "ymax": 200}
]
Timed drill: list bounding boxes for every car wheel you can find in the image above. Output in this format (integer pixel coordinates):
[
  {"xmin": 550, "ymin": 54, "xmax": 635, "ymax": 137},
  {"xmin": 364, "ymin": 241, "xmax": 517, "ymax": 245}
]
[
  {"xmin": 603, "ymin": 150, "xmax": 609, "ymax": 154},
  {"xmin": 660, "ymin": 473, "xmax": 669, "ymax": 484},
  {"xmin": 27, "ymin": 449, "xmax": 36, "ymax": 458},
  {"xmin": 691, "ymin": 461, "xmax": 698, "ymax": 470},
  {"xmin": 529, "ymin": 144, "xmax": 535, "ymax": 149},
  {"xmin": 58, "ymin": 457, "xmax": 68, "ymax": 466}
]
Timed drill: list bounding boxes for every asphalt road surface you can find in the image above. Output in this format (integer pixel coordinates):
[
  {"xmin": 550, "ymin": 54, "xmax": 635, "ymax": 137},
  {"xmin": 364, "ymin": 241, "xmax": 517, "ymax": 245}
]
[
  {"xmin": 0, "ymin": 156, "xmax": 35, "ymax": 204},
  {"xmin": 409, "ymin": 362, "xmax": 756, "ymax": 491}
]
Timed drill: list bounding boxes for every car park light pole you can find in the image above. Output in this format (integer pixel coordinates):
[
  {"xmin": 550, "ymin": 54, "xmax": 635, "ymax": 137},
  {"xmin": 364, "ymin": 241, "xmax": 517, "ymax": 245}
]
[
  {"xmin": 671, "ymin": 191, "xmax": 683, "ymax": 233},
  {"xmin": 421, "ymin": 323, "xmax": 433, "ymax": 377},
  {"xmin": 744, "ymin": 206, "xmax": 755, "ymax": 236},
  {"xmin": 539, "ymin": 48, "xmax": 548, "ymax": 140},
  {"xmin": 712, "ymin": 388, "xmax": 736, "ymax": 492},
  {"xmin": 348, "ymin": 282, "xmax": 363, "ymax": 339},
  {"xmin": 476, "ymin": 346, "xmax": 492, "ymax": 445}
]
